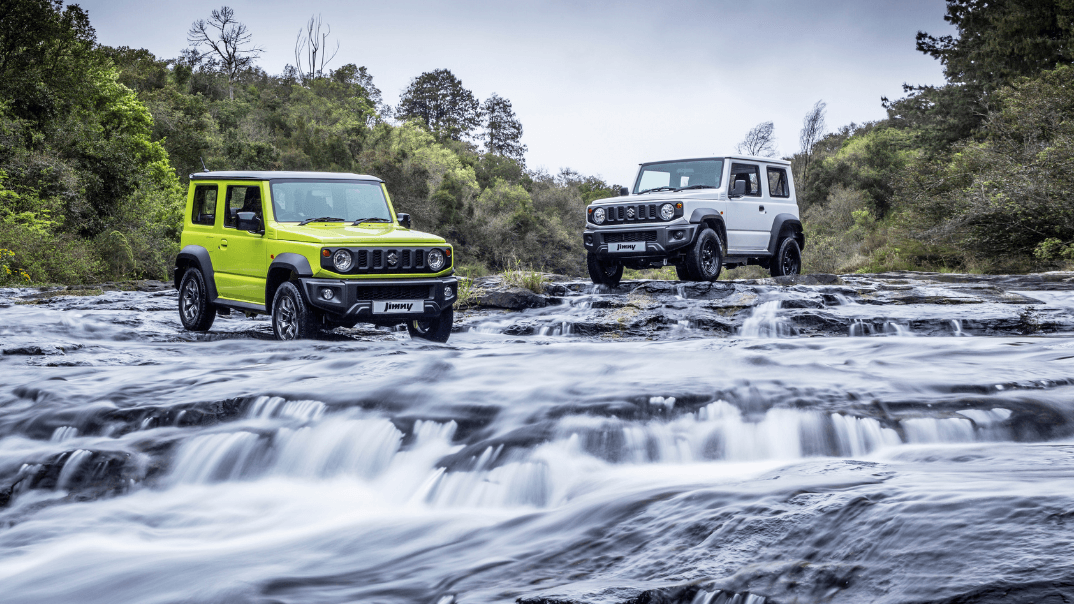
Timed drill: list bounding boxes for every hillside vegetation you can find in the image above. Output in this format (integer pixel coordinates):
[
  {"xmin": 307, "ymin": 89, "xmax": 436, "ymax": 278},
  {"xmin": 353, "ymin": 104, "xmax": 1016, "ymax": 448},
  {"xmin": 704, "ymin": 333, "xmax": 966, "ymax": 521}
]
[{"xmin": 2, "ymin": 0, "xmax": 1073, "ymax": 285}]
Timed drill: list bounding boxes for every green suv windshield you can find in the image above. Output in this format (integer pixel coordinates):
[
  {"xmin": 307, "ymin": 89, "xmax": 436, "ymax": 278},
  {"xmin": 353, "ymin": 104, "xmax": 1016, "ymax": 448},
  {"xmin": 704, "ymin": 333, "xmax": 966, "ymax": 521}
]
[
  {"xmin": 270, "ymin": 180, "xmax": 392, "ymax": 224},
  {"xmin": 634, "ymin": 159, "xmax": 724, "ymax": 194}
]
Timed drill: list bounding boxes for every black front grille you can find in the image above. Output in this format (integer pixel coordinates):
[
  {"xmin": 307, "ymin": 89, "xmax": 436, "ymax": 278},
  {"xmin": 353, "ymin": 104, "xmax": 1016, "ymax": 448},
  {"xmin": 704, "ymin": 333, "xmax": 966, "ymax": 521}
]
[
  {"xmin": 358, "ymin": 285, "xmax": 433, "ymax": 300},
  {"xmin": 325, "ymin": 247, "xmax": 442, "ymax": 274},
  {"xmin": 602, "ymin": 204, "xmax": 663, "ymax": 223},
  {"xmin": 604, "ymin": 231, "xmax": 658, "ymax": 243}
]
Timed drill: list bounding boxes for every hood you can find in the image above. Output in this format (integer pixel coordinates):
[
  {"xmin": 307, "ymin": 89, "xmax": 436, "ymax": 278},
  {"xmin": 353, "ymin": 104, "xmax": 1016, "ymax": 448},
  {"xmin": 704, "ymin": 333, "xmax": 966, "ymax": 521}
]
[
  {"xmin": 273, "ymin": 223, "xmax": 448, "ymax": 245},
  {"xmin": 589, "ymin": 189, "xmax": 725, "ymax": 206}
]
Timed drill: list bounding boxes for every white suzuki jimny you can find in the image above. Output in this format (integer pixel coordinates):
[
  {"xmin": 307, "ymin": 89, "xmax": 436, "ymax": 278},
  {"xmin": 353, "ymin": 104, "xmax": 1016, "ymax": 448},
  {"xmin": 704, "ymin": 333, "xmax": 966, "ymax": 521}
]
[{"xmin": 582, "ymin": 156, "xmax": 804, "ymax": 286}]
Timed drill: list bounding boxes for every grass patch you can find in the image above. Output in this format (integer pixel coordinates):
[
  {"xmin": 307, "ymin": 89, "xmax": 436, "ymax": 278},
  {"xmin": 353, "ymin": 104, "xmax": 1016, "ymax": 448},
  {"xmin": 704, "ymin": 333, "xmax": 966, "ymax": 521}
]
[
  {"xmin": 502, "ymin": 261, "xmax": 546, "ymax": 293},
  {"xmin": 623, "ymin": 266, "xmax": 677, "ymax": 280}
]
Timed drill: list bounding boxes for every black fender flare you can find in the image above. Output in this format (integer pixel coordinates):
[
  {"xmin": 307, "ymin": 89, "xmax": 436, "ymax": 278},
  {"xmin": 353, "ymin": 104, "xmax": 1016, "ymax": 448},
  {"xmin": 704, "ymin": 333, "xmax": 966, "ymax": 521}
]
[
  {"xmin": 767, "ymin": 214, "xmax": 805, "ymax": 255},
  {"xmin": 175, "ymin": 245, "xmax": 217, "ymax": 300},
  {"xmin": 265, "ymin": 253, "xmax": 314, "ymax": 307},
  {"xmin": 688, "ymin": 208, "xmax": 728, "ymax": 251}
]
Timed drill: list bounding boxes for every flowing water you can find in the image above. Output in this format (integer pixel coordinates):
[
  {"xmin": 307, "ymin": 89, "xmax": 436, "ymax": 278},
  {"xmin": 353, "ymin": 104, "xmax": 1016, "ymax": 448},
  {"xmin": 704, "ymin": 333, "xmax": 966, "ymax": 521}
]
[{"xmin": 1, "ymin": 278, "xmax": 1074, "ymax": 603}]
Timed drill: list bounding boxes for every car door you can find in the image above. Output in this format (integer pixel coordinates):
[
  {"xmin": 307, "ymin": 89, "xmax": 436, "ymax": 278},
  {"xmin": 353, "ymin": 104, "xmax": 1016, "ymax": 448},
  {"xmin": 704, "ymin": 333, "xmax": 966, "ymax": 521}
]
[
  {"xmin": 725, "ymin": 162, "xmax": 770, "ymax": 251},
  {"xmin": 213, "ymin": 182, "xmax": 269, "ymax": 305}
]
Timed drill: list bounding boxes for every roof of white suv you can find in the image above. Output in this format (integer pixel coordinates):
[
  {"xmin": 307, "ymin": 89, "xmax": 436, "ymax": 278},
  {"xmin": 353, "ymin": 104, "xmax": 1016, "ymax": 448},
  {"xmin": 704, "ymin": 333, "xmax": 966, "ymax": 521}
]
[{"xmin": 639, "ymin": 155, "xmax": 791, "ymax": 166}]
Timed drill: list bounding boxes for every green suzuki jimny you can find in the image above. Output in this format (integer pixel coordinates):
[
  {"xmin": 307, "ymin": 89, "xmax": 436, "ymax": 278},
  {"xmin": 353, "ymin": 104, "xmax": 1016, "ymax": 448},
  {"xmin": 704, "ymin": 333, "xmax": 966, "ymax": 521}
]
[{"xmin": 174, "ymin": 171, "xmax": 457, "ymax": 342}]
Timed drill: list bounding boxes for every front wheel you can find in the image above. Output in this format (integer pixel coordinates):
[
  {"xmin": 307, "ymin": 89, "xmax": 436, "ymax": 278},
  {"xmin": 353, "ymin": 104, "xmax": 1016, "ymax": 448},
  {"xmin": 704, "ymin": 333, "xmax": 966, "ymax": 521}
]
[
  {"xmin": 407, "ymin": 306, "xmax": 453, "ymax": 343},
  {"xmin": 272, "ymin": 281, "xmax": 319, "ymax": 340},
  {"xmin": 587, "ymin": 252, "xmax": 623, "ymax": 287},
  {"xmin": 675, "ymin": 264, "xmax": 692, "ymax": 281},
  {"xmin": 770, "ymin": 237, "xmax": 802, "ymax": 277},
  {"xmin": 178, "ymin": 268, "xmax": 216, "ymax": 332},
  {"xmin": 684, "ymin": 229, "xmax": 723, "ymax": 282}
]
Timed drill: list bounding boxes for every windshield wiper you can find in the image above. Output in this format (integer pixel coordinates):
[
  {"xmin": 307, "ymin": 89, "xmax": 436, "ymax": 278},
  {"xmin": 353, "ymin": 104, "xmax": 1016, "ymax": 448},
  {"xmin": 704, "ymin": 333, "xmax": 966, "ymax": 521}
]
[
  {"xmin": 351, "ymin": 217, "xmax": 392, "ymax": 225},
  {"xmin": 638, "ymin": 186, "xmax": 677, "ymax": 194},
  {"xmin": 677, "ymin": 185, "xmax": 716, "ymax": 191},
  {"xmin": 297, "ymin": 217, "xmax": 345, "ymax": 226}
]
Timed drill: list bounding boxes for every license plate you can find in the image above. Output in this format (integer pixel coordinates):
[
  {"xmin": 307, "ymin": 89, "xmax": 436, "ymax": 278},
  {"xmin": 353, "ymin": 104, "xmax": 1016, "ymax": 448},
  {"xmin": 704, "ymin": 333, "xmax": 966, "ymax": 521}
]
[
  {"xmin": 610, "ymin": 242, "xmax": 644, "ymax": 253},
  {"xmin": 373, "ymin": 300, "xmax": 424, "ymax": 314}
]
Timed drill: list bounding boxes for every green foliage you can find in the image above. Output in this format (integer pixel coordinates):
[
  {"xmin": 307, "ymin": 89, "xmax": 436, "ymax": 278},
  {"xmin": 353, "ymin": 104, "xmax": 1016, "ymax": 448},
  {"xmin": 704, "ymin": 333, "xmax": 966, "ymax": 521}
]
[
  {"xmin": 502, "ymin": 260, "xmax": 546, "ymax": 293},
  {"xmin": 0, "ymin": 248, "xmax": 32, "ymax": 285},
  {"xmin": 396, "ymin": 69, "xmax": 482, "ymax": 142}
]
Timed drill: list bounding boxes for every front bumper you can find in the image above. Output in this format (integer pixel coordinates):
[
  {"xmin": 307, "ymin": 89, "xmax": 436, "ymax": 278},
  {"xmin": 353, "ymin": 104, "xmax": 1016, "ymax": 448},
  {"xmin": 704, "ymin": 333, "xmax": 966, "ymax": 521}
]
[
  {"xmin": 582, "ymin": 222, "xmax": 697, "ymax": 258},
  {"xmin": 299, "ymin": 276, "xmax": 457, "ymax": 321}
]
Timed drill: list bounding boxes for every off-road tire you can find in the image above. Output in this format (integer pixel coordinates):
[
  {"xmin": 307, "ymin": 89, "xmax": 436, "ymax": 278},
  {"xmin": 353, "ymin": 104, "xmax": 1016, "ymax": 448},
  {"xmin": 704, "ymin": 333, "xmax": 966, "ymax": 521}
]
[
  {"xmin": 407, "ymin": 306, "xmax": 453, "ymax": 343},
  {"xmin": 272, "ymin": 281, "xmax": 319, "ymax": 340},
  {"xmin": 587, "ymin": 252, "xmax": 624, "ymax": 287},
  {"xmin": 770, "ymin": 237, "xmax": 802, "ymax": 277},
  {"xmin": 675, "ymin": 264, "xmax": 692, "ymax": 281},
  {"xmin": 178, "ymin": 268, "xmax": 216, "ymax": 332},
  {"xmin": 684, "ymin": 229, "xmax": 723, "ymax": 282}
]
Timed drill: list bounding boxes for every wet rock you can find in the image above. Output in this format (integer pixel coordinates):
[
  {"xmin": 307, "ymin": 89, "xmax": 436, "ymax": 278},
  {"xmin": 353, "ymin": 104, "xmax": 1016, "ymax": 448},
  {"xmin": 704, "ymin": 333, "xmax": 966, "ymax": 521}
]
[{"xmin": 476, "ymin": 286, "xmax": 551, "ymax": 310}]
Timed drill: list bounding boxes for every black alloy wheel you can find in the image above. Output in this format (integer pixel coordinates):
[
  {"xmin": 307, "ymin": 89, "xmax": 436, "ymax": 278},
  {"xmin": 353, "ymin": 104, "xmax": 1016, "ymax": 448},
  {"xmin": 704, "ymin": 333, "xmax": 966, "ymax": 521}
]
[
  {"xmin": 407, "ymin": 306, "xmax": 453, "ymax": 343},
  {"xmin": 272, "ymin": 281, "xmax": 319, "ymax": 340},
  {"xmin": 178, "ymin": 268, "xmax": 216, "ymax": 332},
  {"xmin": 684, "ymin": 229, "xmax": 723, "ymax": 282},
  {"xmin": 587, "ymin": 252, "xmax": 624, "ymax": 287},
  {"xmin": 771, "ymin": 237, "xmax": 802, "ymax": 277}
]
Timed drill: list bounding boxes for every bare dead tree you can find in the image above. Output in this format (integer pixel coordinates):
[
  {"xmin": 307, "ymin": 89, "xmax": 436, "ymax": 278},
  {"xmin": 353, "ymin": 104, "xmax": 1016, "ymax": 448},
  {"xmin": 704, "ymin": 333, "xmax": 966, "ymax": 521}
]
[
  {"xmin": 736, "ymin": 121, "xmax": 777, "ymax": 157},
  {"xmin": 798, "ymin": 100, "xmax": 827, "ymax": 186},
  {"xmin": 294, "ymin": 14, "xmax": 339, "ymax": 84},
  {"xmin": 187, "ymin": 6, "xmax": 263, "ymax": 100}
]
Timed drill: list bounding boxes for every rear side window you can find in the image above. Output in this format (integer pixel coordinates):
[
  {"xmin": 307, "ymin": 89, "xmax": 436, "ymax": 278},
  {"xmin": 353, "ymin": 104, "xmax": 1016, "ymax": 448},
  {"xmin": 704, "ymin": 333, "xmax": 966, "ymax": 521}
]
[
  {"xmin": 729, "ymin": 163, "xmax": 761, "ymax": 197},
  {"xmin": 767, "ymin": 167, "xmax": 790, "ymax": 198},
  {"xmin": 191, "ymin": 185, "xmax": 218, "ymax": 226}
]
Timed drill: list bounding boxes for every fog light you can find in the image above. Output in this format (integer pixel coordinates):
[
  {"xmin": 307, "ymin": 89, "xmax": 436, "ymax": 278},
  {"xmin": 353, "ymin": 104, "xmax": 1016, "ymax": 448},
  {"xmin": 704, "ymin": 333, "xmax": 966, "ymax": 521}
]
[
  {"xmin": 321, "ymin": 288, "xmax": 335, "ymax": 300},
  {"xmin": 673, "ymin": 230, "xmax": 685, "ymax": 240},
  {"xmin": 584, "ymin": 234, "xmax": 594, "ymax": 245},
  {"xmin": 444, "ymin": 285, "xmax": 454, "ymax": 299}
]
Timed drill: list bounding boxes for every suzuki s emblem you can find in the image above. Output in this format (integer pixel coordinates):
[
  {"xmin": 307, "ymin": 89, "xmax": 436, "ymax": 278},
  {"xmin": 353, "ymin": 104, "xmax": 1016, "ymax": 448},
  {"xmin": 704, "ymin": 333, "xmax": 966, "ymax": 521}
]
[
  {"xmin": 387, "ymin": 251, "xmax": 398, "ymax": 266},
  {"xmin": 626, "ymin": 207, "xmax": 635, "ymax": 219}
]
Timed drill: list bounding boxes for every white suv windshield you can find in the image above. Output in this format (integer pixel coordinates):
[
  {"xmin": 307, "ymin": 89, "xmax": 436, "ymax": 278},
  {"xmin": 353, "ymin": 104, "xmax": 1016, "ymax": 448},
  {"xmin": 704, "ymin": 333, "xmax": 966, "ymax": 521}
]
[
  {"xmin": 270, "ymin": 180, "xmax": 392, "ymax": 223},
  {"xmin": 634, "ymin": 159, "xmax": 724, "ymax": 194}
]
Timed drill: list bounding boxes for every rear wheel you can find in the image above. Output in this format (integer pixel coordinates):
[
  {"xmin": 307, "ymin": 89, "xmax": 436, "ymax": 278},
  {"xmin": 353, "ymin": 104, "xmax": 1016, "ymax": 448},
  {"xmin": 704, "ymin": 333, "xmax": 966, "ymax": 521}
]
[
  {"xmin": 684, "ymin": 229, "xmax": 723, "ymax": 282},
  {"xmin": 770, "ymin": 237, "xmax": 802, "ymax": 277},
  {"xmin": 178, "ymin": 268, "xmax": 216, "ymax": 332},
  {"xmin": 587, "ymin": 252, "xmax": 623, "ymax": 287},
  {"xmin": 272, "ymin": 281, "xmax": 319, "ymax": 340},
  {"xmin": 407, "ymin": 306, "xmax": 453, "ymax": 343}
]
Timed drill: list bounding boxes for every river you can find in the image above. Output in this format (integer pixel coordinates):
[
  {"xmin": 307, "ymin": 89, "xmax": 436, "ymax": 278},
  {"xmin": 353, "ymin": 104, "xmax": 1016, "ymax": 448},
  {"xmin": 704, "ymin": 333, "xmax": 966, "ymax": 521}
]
[{"xmin": 1, "ymin": 274, "xmax": 1073, "ymax": 603}]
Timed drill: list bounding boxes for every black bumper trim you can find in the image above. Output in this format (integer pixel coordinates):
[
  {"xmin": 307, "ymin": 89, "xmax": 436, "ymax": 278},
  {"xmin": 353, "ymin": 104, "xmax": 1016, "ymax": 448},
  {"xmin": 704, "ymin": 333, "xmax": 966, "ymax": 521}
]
[
  {"xmin": 300, "ymin": 277, "xmax": 457, "ymax": 319},
  {"xmin": 583, "ymin": 224, "xmax": 697, "ymax": 258}
]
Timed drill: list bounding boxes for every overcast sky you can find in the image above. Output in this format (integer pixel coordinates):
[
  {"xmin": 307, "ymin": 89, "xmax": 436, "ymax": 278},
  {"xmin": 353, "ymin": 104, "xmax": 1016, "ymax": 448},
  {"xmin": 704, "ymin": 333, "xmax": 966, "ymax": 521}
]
[{"xmin": 79, "ymin": 0, "xmax": 954, "ymax": 186}]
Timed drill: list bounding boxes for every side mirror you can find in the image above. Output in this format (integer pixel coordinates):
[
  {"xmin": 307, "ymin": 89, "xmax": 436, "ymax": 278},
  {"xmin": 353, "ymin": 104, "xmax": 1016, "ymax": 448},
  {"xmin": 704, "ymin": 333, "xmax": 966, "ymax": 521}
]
[
  {"xmin": 730, "ymin": 180, "xmax": 746, "ymax": 197},
  {"xmin": 236, "ymin": 211, "xmax": 262, "ymax": 234},
  {"xmin": 396, "ymin": 213, "xmax": 412, "ymax": 229},
  {"xmin": 618, "ymin": 186, "xmax": 629, "ymax": 197}
]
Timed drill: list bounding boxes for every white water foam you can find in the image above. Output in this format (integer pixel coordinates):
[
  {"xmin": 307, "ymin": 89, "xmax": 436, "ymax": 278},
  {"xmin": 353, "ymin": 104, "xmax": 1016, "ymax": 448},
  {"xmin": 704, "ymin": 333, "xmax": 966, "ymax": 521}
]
[{"xmin": 740, "ymin": 301, "xmax": 795, "ymax": 338}]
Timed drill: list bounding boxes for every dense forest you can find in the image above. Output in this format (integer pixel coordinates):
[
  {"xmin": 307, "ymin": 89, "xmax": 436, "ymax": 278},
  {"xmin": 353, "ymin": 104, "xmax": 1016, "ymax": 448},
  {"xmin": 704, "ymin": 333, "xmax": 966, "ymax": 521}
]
[{"xmin": 1, "ymin": 0, "xmax": 1073, "ymax": 285}]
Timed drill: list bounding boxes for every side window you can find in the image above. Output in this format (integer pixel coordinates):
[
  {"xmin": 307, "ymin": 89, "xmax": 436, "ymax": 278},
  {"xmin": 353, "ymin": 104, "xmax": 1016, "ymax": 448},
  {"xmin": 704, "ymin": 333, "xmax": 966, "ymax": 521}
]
[
  {"xmin": 767, "ymin": 167, "xmax": 790, "ymax": 198},
  {"xmin": 191, "ymin": 185, "xmax": 218, "ymax": 226},
  {"xmin": 729, "ymin": 163, "xmax": 761, "ymax": 197},
  {"xmin": 223, "ymin": 185, "xmax": 263, "ymax": 229}
]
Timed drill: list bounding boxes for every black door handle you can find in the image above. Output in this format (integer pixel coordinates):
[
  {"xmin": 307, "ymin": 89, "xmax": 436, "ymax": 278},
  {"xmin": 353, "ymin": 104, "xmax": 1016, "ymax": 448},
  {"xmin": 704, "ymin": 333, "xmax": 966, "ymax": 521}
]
[{"xmin": 758, "ymin": 205, "xmax": 765, "ymax": 212}]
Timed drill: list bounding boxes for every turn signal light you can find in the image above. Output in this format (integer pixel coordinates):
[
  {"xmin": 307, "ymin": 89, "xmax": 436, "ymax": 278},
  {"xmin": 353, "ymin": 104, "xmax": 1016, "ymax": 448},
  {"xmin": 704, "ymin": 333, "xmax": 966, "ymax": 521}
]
[
  {"xmin": 321, "ymin": 249, "xmax": 330, "ymax": 257},
  {"xmin": 676, "ymin": 203, "xmax": 683, "ymax": 209}
]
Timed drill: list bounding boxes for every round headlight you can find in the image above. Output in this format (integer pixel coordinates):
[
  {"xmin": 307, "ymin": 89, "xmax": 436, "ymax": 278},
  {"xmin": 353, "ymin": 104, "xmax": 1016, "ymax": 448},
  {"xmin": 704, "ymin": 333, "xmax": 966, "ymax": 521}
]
[
  {"xmin": 332, "ymin": 249, "xmax": 353, "ymax": 272},
  {"xmin": 593, "ymin": 207, "xmax": 606, "ymax": 224},
  {"xmin": 660, "ymin": 203, "xmax": 675, "ymax": 221},
  {"xmin": 428, "ymin": 248, "xmax": 446, "ymax": 271}
]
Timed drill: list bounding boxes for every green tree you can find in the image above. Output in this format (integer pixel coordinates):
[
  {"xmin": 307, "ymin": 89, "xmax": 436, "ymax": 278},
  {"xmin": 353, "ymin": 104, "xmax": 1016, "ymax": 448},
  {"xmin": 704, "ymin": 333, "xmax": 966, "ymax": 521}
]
[
  {"xmin": 396, "ymin": 69, "xmax": 482, "ymax": 142},
  {"xmin": 482, "ymin": 93, "xmax": 527, "ymax": 163}
]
